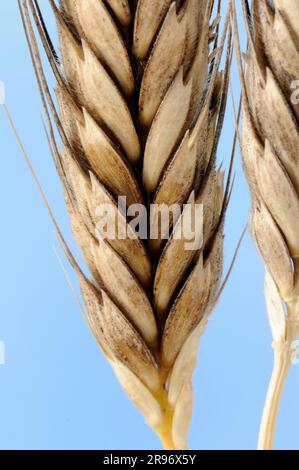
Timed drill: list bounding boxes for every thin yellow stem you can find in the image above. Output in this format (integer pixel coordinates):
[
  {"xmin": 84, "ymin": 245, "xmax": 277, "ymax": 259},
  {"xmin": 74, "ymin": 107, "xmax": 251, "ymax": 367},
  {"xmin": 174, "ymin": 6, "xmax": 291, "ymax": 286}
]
[
  {"xmin": 153, "ymin": 380, "xmax": 176, "ymax": 450},
  {"xmin": 156, "ymin": 426, "xmax": 176, "ymax": 451},
  {"xmin": 258, "ymin": 318, "xmax": 299, "ymax": 450},
  {"xmin": 258, "ymin": 349, "xmax": 291, "ymax": 450}
]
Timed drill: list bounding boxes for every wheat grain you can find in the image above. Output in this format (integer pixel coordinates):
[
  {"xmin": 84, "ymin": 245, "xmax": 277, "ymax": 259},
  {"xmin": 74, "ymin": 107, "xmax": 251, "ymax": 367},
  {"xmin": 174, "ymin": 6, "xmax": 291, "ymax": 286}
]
[
  {"xmin": 20, "ymin": 0, "xmax": 231, "ymax": 449},
  {"xmin": 234, "ymin": 0, "xmax": 299, "ymax": 450}
]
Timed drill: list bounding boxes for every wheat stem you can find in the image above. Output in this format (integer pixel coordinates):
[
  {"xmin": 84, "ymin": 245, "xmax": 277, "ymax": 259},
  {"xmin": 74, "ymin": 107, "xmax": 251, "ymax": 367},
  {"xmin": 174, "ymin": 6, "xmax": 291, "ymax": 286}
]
[
  {"xmin": 258, "ymin": 349, "xmax": 291, "ymax": 450},
  {"xmin": 258, "ymin": 317, "xmax": 299, "ymax": 450}
]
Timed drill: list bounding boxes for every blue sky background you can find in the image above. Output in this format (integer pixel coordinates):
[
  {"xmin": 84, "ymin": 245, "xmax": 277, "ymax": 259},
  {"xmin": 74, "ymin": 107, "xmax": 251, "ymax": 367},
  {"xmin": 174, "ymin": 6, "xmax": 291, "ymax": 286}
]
[{"xmin": 0, "ymin": 1, "xmax": 298, "ymax": 451}]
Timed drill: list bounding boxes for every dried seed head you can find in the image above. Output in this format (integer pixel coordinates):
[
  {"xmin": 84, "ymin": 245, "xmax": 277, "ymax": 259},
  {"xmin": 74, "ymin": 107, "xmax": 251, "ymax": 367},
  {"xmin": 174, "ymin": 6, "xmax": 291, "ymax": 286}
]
[
  {"xmin": 240, "ymin": 0, "xmax": 299, "ymax": 307},
  {"xmin": 21, "ymin": 0, "xmax": 231, "ymax": 449}
]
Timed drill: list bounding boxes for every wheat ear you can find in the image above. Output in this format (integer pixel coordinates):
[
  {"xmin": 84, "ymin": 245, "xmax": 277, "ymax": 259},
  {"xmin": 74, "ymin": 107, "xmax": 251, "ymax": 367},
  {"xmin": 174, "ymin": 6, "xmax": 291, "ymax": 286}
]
[
  {"xmin": 20, "ymin": 0, "xmax": 232, "ymax": 449},
  {"xmin": 234, "ymin": 0, "xmax": 299, "ymax": 450}
]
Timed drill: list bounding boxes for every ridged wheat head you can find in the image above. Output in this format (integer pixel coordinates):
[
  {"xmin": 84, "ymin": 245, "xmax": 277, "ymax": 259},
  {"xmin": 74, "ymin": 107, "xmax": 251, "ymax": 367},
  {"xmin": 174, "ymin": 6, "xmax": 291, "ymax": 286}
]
[
  {"xmin": 235, "ymin": 0, "xmax": 299, "ymax": 450},
  {"xmin": 20, "ymin": 0, "xmax": 231, "ymax": 449}
]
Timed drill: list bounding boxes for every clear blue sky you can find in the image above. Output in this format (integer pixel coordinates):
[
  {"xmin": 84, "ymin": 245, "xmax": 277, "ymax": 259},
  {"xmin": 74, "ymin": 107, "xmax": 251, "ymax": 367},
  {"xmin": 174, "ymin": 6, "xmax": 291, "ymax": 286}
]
[{"xmin": 0, "ymin": 1, "xmax": 298, "ymax": 450}]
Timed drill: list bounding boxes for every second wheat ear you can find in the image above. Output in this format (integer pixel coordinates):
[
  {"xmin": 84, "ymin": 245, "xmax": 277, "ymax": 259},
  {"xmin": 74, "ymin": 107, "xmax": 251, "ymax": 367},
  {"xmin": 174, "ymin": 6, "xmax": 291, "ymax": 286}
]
[
  {"xmin": 19, "ymin": 0, "xmax": 232, "ymax": 449},
  {"xmin": 234, "ymin": 0, "xmax": 299, "ymax": 450}
]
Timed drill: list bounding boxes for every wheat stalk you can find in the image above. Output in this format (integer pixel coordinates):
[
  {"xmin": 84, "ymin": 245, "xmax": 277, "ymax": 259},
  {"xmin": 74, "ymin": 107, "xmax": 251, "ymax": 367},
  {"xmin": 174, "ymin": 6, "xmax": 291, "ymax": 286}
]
[
  {"xmin": 19, "ymin": 0, "xmax": 232, "ymax": 449},
  {"xmin": 234, "ymin": 0, "xmax": 299, "ymax": 450}
]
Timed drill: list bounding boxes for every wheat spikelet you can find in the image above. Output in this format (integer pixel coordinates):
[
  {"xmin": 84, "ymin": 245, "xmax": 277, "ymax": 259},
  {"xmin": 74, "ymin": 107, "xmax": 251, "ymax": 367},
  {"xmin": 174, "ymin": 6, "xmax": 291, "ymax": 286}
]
[
  {"xmin": 234, "ymin": 0, "xmax": 299, "ymax": 450},
  {"xmin": 20, "ymin": 0, "xmax": 231, "ymax": 449}
]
